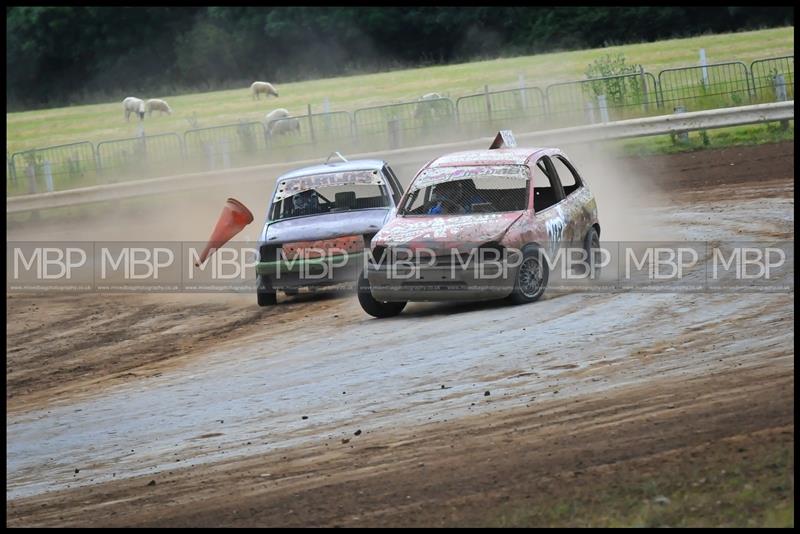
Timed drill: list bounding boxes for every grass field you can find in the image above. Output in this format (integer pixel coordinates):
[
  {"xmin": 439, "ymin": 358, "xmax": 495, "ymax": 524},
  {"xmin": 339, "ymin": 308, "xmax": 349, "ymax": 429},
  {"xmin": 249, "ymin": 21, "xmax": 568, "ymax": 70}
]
[{"xmin": 6, "ymin": 27, "xmax": 793, "ymax": 155}]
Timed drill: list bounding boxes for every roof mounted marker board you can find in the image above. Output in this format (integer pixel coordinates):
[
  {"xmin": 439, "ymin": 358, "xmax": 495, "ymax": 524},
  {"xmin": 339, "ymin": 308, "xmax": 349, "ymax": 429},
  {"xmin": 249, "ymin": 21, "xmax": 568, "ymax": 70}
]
[
  {"xmin": 325, "ymin": 151, "xmax": 349, "ymax": 164},
  {"xmin": 489, "ymin": 130, "xmax": 517, "ymax": 149}
]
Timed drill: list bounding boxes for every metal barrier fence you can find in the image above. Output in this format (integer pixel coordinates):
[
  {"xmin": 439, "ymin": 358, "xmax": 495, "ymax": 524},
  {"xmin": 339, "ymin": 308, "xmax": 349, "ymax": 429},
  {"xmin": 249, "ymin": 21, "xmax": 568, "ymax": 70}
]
[
  {"xmin": 10, "ymin": 102, "xmax": 792, "ymax": 214},
  {"xmin": 97, "ymin": 133, "xmax": 184, "ymax": 182},
  {"xmin": 9, "ymin": 141, "xmax": 98, "ymax": 196},
  {"xmin": 265, "ymin": 111, "xmax": 355, "ymax": 160},
  {"xmin": 545, "ymin": 72, "xmax": 659, "ymax": 127},
  {"xmin": 658, "ymin": 61, "xmax": 752, "ymax": 112},
  {"xmin": 184, "ymin": 121, "xmax": 268, "ymax": 172},
  {"xmin": 456, "ymin": 86, "xmax": 547, "ymax": 136},
  {"xmin": 751, "ymin": 56, "xmax": 794, "ymax": 103},
  {"xmin": 353, "ymin": 98, "xmax": 457, "ymax": 151},
  {"xmin": 7, "ymin": 55, "xmax": 794, "ymax": 198}
]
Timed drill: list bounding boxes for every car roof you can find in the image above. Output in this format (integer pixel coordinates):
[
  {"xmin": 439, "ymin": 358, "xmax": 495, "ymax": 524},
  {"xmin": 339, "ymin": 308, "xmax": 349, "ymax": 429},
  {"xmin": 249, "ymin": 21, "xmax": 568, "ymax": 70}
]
[
  {"xmin": 427, "ymin": 147, "xmax": 553, "ymax": 168},
  {"xmin": 276, "ymin": 158, "xmax": 386, "ymax": 180}
]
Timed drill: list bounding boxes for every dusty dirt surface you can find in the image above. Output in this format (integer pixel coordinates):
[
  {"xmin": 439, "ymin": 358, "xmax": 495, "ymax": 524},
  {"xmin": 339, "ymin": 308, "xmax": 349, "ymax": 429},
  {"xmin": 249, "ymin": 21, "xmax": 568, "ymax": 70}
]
[{"xmin": 6, "ymin": 142, "xmax": 794, "ymax": 526}]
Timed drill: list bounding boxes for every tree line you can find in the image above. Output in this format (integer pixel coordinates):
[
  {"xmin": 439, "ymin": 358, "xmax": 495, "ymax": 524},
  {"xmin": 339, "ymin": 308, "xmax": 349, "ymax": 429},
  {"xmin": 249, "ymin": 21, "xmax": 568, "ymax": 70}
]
[{"xmin": 6, "ymin": 6, "xmax": 794, "ymax": 111}]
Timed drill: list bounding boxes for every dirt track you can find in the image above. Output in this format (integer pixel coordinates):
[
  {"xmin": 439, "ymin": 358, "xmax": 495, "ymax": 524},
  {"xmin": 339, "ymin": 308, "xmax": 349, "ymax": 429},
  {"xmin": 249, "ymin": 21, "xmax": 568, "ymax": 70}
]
[{"xmin": 6, "ymin": 142, "xmax": 795, "ymax": 526}]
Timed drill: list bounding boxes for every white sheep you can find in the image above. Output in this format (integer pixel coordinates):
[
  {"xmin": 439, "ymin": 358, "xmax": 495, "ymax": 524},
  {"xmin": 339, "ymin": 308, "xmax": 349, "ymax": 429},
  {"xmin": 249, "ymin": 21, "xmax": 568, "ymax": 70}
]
[
  {"xmin": 122, "ymin": 97, "xmax": 146, "ymax": 121},
  {"xmin": 146, "ymin": 98, "xmax": 173, "ymax": 116},
  {"xmin": 414, "ymin": 92, "xmax": 449, "ymax": 120},
  {"xmin": 251, "ymin": 81, "xmax": 279, "ymax": 100},
  {"xmin": 265, "ymin": 108, "xmax": 301, "ymax": 137}
]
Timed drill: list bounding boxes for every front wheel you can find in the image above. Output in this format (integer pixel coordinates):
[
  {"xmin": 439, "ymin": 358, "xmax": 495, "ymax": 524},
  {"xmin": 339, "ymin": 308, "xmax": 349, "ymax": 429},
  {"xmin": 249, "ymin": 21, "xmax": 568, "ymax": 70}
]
[
  {"xmin": 257, "ymin": 275, "xmax": 277, "ymax": 307},
  {"xmin": 507, "ymin": 245, "xmax": 549, "ymax": 304},
  {"xmin": 357, "ymin": 270, "xmax": 406, "ymax": 318}
]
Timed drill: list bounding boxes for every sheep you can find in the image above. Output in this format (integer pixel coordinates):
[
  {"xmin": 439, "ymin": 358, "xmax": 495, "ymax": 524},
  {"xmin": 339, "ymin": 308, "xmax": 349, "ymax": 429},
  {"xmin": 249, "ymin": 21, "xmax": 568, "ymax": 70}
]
[
  {"xmin": 414, "ymin": 92, "xmax": 449, "ymax": 121},
  {"xmin": 265, "ymin": 108, "xmax": 301, "ymax": 137},
  {"xmin": 251, "ymin": 81, "xmax": 279, "ymax": 100},
  {"xmin": 123, "ymin": 97, "xmax": 146, "ymax": 121},
  {"xmin": 146, "ymin": 98, "xmax": 173, "ymax": 116}
]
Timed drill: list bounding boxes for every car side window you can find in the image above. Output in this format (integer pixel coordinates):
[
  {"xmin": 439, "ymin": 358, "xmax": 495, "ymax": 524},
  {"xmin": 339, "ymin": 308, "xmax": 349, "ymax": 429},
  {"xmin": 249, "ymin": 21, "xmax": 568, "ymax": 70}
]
[
  {"xmin": 532, "ymin": 156, "xmax": 565, "ymax": 212},
  {"xmin": 382, "ymin": 165, "xmax": 403, "ymax": 205},
  {"xmin": 551, "ymin": 155, "xmax": 583, "ymax": 197}
]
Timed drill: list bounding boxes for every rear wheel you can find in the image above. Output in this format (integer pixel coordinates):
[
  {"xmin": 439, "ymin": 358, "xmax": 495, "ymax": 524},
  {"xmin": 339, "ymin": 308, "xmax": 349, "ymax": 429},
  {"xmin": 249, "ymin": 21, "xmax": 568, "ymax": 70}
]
[
  {"xmin": 583, "ymin": 227, "xmax": 601, "ymax": 278},
  {"xmin": 357, "ymin": 270, "xmax": 406, "ymax": 318},
  {"xmin": 257, "ymin": 275, "xmax": 277, "ymax": 306},
  {"xmin": 508, "ymin": 244, "xmax": 548, "ymax": 304}
]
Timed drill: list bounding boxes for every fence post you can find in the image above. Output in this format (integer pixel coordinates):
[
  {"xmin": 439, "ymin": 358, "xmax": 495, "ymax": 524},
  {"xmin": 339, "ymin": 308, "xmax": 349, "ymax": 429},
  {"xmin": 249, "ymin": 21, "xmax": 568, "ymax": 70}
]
[
  {"xmin": 387, "ymin": 117, "xmax": 400, "ymax": 149},
  {"xmin": 204, "ymin": 141, "xmax": 215, "ymax": 170},
  {"xmin": 773, "ymin": 74, "xmax": 789, "ymax": 130},
  {"xmin": 584, "ymin": 101, "xmax": 597, "ymax": 124},
  {"xmin": 518, "ymin": 74, "xmax": 528, "ymax": 110},
  {"xmin": 640, "ymin": 66, "xmax": 650, "ymax": 113},
  {"xmin": 672, "ymin": 105, "xmax": 689, "ymax": 144},
  {"xmin": 597, "ymin": 95, "xmax": 609, "ymax": 123},
  {"xmin": 8, "ymin": 153, "xmax": 17, "ymax": 185},
  {"xmin": 699, "ymin": 49, "xmax": 708, "ymax": 88},
  {"xmin": 43, "ymin": 159, "xmax": 54, "ymax": 192},
  {"xmin": 307, "ymin": 103, "xmax": 316, "ymax": 146},
  {"xmin": 221, "ymin": 138, "xmax": 230, "ymax": 169},
  {"xmin": 25, "ymin": 160, "xmax": 37, "ymax": 194},
  {"xmin": 94, "ymin": 144, "xmax": 104, "ymax": 182},
  {"xmin": 484, "ymin": 84, "xmax": 493, "ymax": 123},
  {"xmin": 322, "ymin": 97, "xmax": 332, "ymax": 134},
  {"xmin": 773, "ymin": 74, "xmax": 788, "ymax": 102}
]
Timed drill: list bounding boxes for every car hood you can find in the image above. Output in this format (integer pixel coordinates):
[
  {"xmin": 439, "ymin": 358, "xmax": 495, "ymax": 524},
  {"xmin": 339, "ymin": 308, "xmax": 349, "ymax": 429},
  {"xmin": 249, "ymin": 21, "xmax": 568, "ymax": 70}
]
[
  {"xmin": 373, "ymin": 212, "xmax": 523, "ymax": 251},
  {"xmin": 259, "ymin": 209, "xmax": 391, "ymax": 245}
]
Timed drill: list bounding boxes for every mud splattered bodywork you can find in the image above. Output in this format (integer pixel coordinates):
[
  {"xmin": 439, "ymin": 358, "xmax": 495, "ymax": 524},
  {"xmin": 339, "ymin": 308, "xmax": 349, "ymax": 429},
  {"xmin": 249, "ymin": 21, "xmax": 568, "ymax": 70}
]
[
  {"xmin": 366, "ymin": 145, "xmax": 600, "ymax": 302},
  {"xmin": 256, "ymin": 158, "xmax": 404, "ymax": 294}
]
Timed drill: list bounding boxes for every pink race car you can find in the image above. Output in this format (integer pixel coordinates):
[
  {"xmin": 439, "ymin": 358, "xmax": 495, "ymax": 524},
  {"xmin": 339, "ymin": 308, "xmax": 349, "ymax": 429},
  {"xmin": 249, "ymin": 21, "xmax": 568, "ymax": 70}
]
[{"xmin": 358, "ymin": 131, "xmax": 601, "ymax": 318}]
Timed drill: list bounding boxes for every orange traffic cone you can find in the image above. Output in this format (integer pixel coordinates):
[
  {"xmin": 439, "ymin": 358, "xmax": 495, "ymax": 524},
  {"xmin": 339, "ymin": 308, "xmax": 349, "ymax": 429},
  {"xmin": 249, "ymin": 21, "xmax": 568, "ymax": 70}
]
[{"xmin": 195, "ymin": 198, "xmax": 254, "ymax": 266}]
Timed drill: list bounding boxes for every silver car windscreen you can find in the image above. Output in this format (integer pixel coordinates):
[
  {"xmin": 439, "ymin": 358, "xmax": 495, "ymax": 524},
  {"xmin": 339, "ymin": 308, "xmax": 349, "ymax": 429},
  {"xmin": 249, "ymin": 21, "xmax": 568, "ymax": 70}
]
[{"xmin": 271, "ymin": 169, "xmax": 391, "ymax": 221}]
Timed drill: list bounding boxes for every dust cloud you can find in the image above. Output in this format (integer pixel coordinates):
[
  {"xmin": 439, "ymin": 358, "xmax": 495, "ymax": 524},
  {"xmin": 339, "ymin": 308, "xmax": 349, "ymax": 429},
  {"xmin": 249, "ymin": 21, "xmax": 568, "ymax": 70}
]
[
  {"xmin": 560, "ymin": 141, "xmax": 672, "ymax": 241},
  {"xmin": 7, "ymin": 127, "xmax": 674, "ymax": 245}
]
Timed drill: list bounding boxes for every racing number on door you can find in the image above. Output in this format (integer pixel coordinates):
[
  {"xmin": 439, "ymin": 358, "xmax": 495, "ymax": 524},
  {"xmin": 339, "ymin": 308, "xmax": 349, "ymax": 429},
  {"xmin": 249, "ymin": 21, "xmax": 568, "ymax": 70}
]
[{"xmin": 534, "ymin": 156, "xmax": 568, "ymax": 257}]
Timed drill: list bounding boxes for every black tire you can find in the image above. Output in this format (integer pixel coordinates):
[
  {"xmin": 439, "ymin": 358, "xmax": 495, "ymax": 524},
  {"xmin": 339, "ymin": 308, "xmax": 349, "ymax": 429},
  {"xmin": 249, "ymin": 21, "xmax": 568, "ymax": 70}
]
[
  {"xmin": 257, "ymin": 275, "xmax": 277, "ymax": 307},
  {"xmin": 507, "ymin": 244, "xmax": 549, "ymax": 304},
  {"xmin": 582, "ymin": 226, "xmax": 601, "ymax": 278},
  {"xmin": 357, "ymin": 270, "xmax": 406, "ymax": 318}
]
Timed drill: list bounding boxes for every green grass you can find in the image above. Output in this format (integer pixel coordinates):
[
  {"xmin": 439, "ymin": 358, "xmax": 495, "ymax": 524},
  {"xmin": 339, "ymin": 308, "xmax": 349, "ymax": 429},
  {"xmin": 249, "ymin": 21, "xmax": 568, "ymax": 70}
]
[
  {"xmin": 484, "ymin": 436, "xmax": 794, "ymax": 528},
  {"xmin": 5, "ymin": 27, "xmax": 793, "ymax": 155},
  {"xmin": 617, "ymin": 120, "xmax": 794, "ymax": 156}
]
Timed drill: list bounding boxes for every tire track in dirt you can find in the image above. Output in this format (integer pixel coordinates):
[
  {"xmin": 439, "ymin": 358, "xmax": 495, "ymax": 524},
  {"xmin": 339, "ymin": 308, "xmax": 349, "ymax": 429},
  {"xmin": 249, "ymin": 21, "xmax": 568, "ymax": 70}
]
[{"xmin": 5, "ymin": 142, "xmax": 794, "ymax": 525}]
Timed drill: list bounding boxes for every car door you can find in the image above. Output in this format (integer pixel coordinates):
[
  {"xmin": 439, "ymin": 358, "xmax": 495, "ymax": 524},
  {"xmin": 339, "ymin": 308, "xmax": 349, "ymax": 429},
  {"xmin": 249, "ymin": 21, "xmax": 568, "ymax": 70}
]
[
  {"xmin": 530, "ymin": 155, "xmax": 570, "ymax": 258},
  {"xmin": 548, "ymin": 153, "xmax": 591, "ymax": 246}
]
